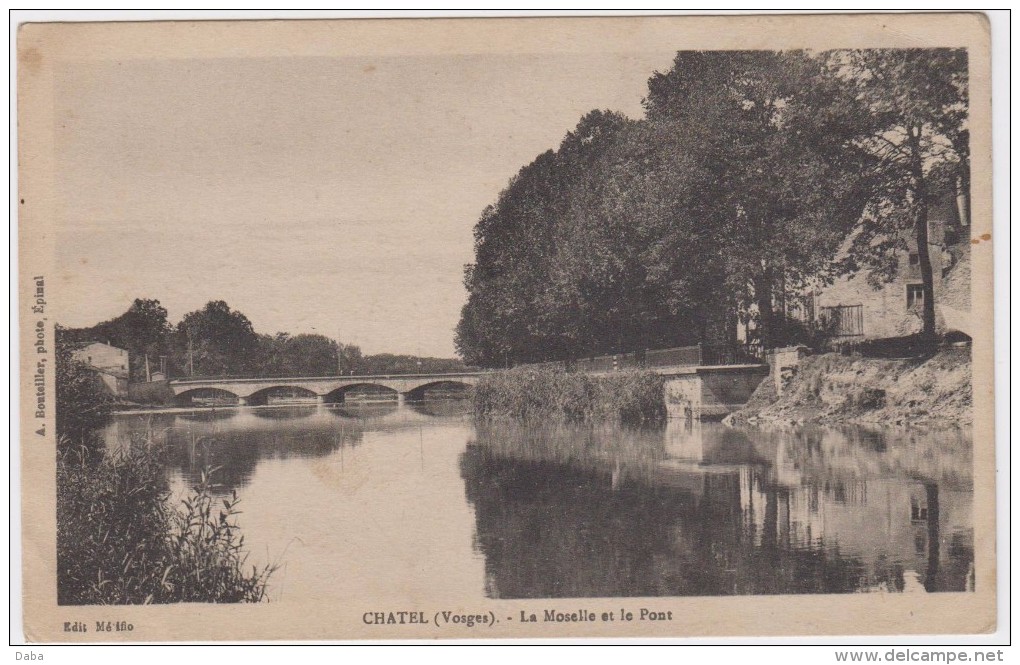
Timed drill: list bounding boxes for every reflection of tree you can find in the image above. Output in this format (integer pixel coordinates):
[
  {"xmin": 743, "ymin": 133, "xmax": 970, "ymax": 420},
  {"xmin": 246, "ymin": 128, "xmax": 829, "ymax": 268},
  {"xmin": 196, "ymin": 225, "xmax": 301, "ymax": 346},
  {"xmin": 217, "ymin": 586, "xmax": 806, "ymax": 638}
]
[
  {"xmin": 110, "ymin": 412, "xmax": 366, "ymax": 494},
  {"xmin": 170, "ymin": 427, "xmax": 363, "ymax": 494},
  {"xmin": 924, "ymin": 483, "xmax": 940, "ymax": 592},
  {"xmin": 460, "ymin": 443, "xmax": 868, "ymax": 598},
  {"xmin": 460, "ymin": 445, "xmax": 680, "ymax": 598},
  {"xmin": 462, "ymin": 420, "xmax": 976, "ymax": 597}
]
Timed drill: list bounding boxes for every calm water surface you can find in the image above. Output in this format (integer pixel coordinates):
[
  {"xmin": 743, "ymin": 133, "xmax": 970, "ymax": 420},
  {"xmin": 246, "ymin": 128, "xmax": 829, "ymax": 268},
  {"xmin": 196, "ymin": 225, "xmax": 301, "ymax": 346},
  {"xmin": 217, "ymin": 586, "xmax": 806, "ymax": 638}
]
[{"xmin": 103, "ymin": 403, "xmax": 974, "ymax": 602}]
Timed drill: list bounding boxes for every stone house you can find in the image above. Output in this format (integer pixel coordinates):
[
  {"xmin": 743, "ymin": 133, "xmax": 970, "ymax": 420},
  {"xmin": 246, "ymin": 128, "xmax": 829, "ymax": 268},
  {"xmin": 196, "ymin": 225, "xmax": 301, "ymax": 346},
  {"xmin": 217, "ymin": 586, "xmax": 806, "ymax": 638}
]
[
  {"xmin": 812, "ymin": 197, "xmax": 972, "ymax": 342},
  {"xmin": 72, "ymin": 341, "xmax": 130, "ymax": 397}
]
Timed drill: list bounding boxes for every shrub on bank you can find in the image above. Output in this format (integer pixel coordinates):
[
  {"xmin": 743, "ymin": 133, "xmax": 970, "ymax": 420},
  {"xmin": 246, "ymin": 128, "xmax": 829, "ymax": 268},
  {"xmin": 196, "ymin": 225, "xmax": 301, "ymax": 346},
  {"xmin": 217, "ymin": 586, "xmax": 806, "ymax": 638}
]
[
  {"xmin": 473, "ymin": 366, "xmax": 666, "ymax": 425},
  {"xmin": 57, "ymin": 439, "xmax": 274, "ymax": 605},
  {"xmin": 55, "ymin": 339, "xmax": 112, "ymax": 447},
  {"xmin": 125, "ymin": 380, "xmax": 177, "ymax": 406}
]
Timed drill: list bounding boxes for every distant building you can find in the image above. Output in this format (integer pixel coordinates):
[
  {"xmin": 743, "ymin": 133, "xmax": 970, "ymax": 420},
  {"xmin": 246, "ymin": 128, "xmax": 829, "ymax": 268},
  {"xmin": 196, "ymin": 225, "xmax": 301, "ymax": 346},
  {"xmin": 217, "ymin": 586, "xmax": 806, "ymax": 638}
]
[{"xmin": 72, "ymin": 341, "xmax": 130, "ymax": 397}]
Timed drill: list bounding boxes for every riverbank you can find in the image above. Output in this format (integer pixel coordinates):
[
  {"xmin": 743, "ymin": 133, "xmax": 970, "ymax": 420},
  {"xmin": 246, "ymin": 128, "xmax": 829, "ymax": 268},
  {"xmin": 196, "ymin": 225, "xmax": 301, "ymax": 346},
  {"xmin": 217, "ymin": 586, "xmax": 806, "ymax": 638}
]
[{"xmin": 725, "ymin": 348, "xmax": 972, "ymax": 428}]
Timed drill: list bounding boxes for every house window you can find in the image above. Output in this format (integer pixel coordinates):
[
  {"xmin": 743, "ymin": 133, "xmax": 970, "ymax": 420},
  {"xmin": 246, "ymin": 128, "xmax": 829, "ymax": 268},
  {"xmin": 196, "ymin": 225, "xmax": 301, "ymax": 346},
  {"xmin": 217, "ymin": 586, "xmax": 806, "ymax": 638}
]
[
  {"xmin": 907, "ymin": 284, "xmax": 924, "ymax": 309},
  {"xmin": 911, "ymin": 496, "xmax": 928, "ymax": 522},
  {"xmin": 908, "ymin": 252, "xmax": 919, "ymax": 266}
]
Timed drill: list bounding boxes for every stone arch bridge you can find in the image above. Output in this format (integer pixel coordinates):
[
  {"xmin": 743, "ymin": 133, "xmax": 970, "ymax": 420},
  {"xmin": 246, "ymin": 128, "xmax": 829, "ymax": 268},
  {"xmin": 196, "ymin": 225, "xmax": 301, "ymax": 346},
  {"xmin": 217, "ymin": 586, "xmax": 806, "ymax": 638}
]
[{"xmin": 169, "ymin": 373, "xmax": 485, "ymax": 406}]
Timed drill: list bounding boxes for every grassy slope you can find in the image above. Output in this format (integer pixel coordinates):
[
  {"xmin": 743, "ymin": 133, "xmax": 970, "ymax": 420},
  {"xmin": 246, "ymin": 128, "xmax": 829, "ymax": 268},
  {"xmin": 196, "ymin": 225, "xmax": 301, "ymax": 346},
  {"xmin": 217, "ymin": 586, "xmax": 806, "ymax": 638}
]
[{"xmin": 726, "ymin": 348, "xmax": 972, "ymax": 427}]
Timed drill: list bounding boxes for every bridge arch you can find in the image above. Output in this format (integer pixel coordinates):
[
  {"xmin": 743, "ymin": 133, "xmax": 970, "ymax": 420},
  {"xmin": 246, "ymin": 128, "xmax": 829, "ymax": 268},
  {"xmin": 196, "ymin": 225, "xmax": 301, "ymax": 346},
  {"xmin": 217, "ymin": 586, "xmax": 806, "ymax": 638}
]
[
  {"xmin": 245, "ymin": 385, "xmax": 320, "ymax": 407},
  {"xmin": 404, "ymin": 379, "xmax": 473, "ymax": 401},
  {"xmin": 322, "ymin": 382, "xmax": 399, "ymax": 405},
  {"xmin": 174, "ymin": 387, "xmax": 241, "ymax": 407}
]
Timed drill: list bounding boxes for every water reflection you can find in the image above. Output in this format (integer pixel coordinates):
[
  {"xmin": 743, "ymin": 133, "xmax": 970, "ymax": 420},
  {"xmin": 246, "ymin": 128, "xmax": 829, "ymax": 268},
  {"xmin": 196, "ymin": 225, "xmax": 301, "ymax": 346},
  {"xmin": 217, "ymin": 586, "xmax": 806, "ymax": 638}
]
[
  {"xmin": 463, "ymin": 419, "xmax": 973, "ymax": 597},
  {"xmin": 104, "ymin": 401, "xmax": 482, "ymax": 604},
  {"xmin": 101, "ymin": 405, "xmax": 973, "ymax": 602},
  {"xmin": 328, "ymin": 403, "xmax": 399, "ymax": 420},
  {"xmin": 408, "ymin": 400, "xmax": 477, "ymax": 418},
  {"xmin": 103, "ymin": 403, "xmax": 462, "ymax": 493}
]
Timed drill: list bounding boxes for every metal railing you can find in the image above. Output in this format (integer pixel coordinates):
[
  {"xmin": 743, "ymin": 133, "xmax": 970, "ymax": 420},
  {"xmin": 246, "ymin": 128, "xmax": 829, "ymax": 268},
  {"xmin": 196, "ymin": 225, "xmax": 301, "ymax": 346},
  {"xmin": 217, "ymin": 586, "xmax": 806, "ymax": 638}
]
[
  {"xmin": 526, "ymin": 342, "xmax": 766, "ymax": 373},
  {"xmin": 700, "ymin": 343, "xmax": 765, "ymax": 366},
  {"xmin": 645, "ymin": 345, "xmax": 702, "ymax": 367},
  {"xmin": 573, "ymin": 353, "xmax": 645, "ymax": 373}
]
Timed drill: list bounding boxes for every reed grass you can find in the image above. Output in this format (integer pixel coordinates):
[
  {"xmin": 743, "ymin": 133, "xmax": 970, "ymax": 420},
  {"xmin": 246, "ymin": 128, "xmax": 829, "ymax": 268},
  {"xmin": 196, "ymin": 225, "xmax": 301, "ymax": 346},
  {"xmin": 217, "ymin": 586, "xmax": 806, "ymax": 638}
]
[
  {"xmin": 56, "ymin": 438, "xmax": 275, "ymax": 605},
  {"xmin": 473, "ymin": 366, "xmax": 666, "ymax": 425}
]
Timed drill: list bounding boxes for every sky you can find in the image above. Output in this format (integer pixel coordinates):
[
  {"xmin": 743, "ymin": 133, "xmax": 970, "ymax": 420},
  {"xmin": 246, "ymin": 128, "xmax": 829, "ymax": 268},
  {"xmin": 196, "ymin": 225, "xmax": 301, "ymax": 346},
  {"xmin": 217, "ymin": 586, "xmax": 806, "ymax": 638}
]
[{"xmin": 53, "ymin": 52, "xmax": 677, "ymax": 357}]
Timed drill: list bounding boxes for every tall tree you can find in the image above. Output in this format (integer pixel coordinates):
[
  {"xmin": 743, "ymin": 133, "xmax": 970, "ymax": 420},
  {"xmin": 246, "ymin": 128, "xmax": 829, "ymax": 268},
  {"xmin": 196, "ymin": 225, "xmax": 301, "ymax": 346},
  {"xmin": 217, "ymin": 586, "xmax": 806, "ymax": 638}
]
[
  {"xmin": 834, "ymin": 48, "xmax": 969, "ymax": 346},
  {"xmin": 254, "ymin": 332, "xmax": 290, "ymax": 377},
  {"xmin": 644, "ymin": 50, "xmax": 874, "ymax": 348},
  {"xmin": 176, "ymin": 301, "xmax": 259, "ymax": 376},
  {"xmin": 542, "ymin": 118, "xmax": 727, "ymax": 355},
  {"xmin": 279, "ymin": 334, "xmax": 339, "ymax": 377},
  {"xmin": 457, "ymin": 149, "xmax": 565, "ymax": 365},
  {"xmin": 336, "ymin": 343, "xmax": 364, "ymax": 375},
  {"xmin": 456, "ymin": 111, "xmax": 632, "ymax": 365}
]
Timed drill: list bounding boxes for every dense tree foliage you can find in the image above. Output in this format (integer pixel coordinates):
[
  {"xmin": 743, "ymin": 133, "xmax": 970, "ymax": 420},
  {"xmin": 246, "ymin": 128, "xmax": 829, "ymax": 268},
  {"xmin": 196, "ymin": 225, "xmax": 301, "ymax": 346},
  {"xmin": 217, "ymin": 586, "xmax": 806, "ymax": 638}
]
[
  {"xmin": 643, "ymin": 51, "xmax": 876, "ymax": 348},
  {"xmin": 54, "ymin": 328, "xmax": 112, "ymax": 448},
  {"xmin": 256, "ymin": 333, "xmax": 339, "ymax": 377},
  {"xmin": 176, "ymin": 300, "xmax": 261, "ymax": 377},
  {"xmin": 353, "ymin": 353, "xmax": 469, "ymax": 375},
  {"xmin": 457, "ymin": 49, "xmax": 967, "ymax": 365},
  {"xmin": 336, "ymin": 342, "xmax": 365, "ymax": 374},
  {"xmin": 455, "ymin": 109, "xmax": 718, "ymax": 366},
  {"xmin": 64, "ymin": 300, "xmax": 468, "ymax": 379}
]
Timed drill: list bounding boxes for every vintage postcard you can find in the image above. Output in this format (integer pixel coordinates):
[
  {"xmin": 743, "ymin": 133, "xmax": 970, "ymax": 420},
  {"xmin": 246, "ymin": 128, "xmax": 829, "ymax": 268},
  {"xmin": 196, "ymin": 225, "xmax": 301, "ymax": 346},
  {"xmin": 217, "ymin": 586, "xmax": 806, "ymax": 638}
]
[{"xmin": 17, "ymin": 13, "xmax": 996, "ymax": 642}]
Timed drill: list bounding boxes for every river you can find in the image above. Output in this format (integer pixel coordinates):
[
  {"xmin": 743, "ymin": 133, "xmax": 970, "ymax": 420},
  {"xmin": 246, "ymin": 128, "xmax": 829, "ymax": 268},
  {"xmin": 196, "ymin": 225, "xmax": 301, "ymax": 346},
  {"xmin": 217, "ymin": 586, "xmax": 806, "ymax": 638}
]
[{"xmin": 102, "ymin": 402, "xmax": 974, "ymax": 602}]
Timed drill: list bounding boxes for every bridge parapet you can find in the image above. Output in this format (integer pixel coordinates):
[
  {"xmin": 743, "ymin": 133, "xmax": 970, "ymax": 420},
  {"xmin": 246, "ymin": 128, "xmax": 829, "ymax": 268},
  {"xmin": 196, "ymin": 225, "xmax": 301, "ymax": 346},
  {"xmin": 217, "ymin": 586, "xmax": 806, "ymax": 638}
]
[{"xmin": 169, "ymin": 372, "xmax": 486, "ymax": 400}]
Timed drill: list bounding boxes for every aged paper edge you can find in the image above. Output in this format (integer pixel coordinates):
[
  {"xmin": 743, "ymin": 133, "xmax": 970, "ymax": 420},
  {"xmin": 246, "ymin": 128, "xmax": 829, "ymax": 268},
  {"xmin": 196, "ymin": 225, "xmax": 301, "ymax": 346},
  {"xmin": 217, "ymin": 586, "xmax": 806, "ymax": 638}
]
[{"xmin": 16, "ymin": 13, "xmax": 996, "ymax": 642}]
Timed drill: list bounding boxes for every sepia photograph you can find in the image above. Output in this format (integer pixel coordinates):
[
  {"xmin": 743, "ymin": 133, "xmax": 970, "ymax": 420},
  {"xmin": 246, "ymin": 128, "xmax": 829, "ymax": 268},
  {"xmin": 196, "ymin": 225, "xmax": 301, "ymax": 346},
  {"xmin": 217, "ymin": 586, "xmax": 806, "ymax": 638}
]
[{"xmin": 15, "ymin": 12, "xmax": 999, "ymax": 643}]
